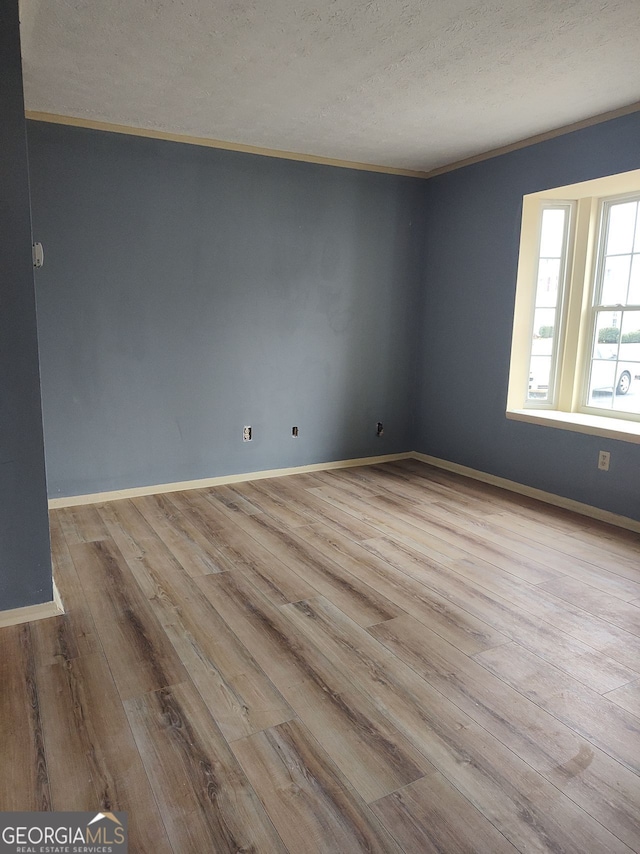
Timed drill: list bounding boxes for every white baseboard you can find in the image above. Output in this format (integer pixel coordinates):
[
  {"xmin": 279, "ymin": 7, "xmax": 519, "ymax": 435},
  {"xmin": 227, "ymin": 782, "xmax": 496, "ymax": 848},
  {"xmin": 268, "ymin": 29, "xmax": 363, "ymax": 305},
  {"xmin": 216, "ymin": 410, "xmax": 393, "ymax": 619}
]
[
  {"xmin": 47, "ymin": 452, "xmax": 414, "ymax": 509},
  {"xmin": 413, "ymin": 452, "xmax": 640, "ymax": 534},
  {"xmin": 0, "ymin": 579, "xmax": 64, "ymax": 629}
]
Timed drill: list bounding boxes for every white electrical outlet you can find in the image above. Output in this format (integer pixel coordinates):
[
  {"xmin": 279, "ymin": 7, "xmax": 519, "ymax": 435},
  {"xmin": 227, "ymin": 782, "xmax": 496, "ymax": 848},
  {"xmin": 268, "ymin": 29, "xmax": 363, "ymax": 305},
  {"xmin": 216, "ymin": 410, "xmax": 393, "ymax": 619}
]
[
  {"xmin": 598, "ymin": 450, "xmax": 610, "ymax": 471},
  {"xmin": 243, "ymin": 426, "xmax": 252, "ymax": 442}
]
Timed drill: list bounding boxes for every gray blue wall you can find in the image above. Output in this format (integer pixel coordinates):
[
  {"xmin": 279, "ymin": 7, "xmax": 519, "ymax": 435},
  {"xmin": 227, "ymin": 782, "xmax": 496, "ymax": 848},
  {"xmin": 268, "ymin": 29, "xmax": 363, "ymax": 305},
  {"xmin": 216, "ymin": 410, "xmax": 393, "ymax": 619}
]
[
  {"xmin": 25, "ymin": 110, "xmax": 640, "ymax": 522},
  {"xmin": 0, "ymin": 2, "xmax": 53, "ymax": 609},
  {"xmin": 415, "ymin": 112, "xmax": 640, "ymax": 521},
  {"xmin": 27, "ymin": 122, "xmax": 425, "ymax": 497}
]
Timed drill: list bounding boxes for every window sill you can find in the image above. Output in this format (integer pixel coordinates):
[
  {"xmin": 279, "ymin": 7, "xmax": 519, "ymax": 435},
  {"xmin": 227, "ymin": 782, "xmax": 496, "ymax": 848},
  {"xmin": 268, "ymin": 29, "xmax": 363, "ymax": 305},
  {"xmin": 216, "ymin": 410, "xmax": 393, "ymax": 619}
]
[{"xmin": 506, "ymin": 408, "xmax": 640, "ymax": 444}]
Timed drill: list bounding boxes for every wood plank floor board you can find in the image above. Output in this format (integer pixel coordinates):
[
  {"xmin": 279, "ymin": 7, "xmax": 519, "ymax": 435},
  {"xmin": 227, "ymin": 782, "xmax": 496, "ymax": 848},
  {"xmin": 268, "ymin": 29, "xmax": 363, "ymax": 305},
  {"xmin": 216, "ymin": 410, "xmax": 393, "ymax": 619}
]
[
  {"xmin": 253, "ymin": 474, "xmax": 385, "ymax": 541},
  {"xmin": 380, "ymin": 461, "xmax": 608, "ymax": 555},
  {"xmin": 137, "ymin": 489, "xmax": 313, "ymax": 608},
  {"xmin": 166, "ymin": 486, "xmax": 236, "ymax": 529},
  {"xmin": 362, "ymin": 534, "xmax": 639, "ymax": 693},
  {"xmin": 374, "ymin": 462, "xmax": 519, "ymax": 523},
  {"xmin": 604, "ymin": 679, "xmax": 640, "ymax": 717},
  {"xmin": 544, "ymin": 744, "xmax": 640, "ymax": 853},
  {"xmin": 431, "ymin": 505, "xmax": 639, "ymax": 596},
  {"xmin": 482, "ymin": 510, "xmax": 640, "ymax": 580},
  {"xmin": 97, "ymin": 499, "xmax": 189, "ymax": 587},
  {"xmin": 438, "ymin": 555, "xmax": 640, "ymax": 681},
  {"xmin": 195, "ymin": 571, "xmax": 354, "ymax": 694},
  {"xmin": 397, "ymin": 460, "xmax": 640, "ymax": 576},
  {"xmin": 4, "ymin": 460, "xmax": 639, "ymax": 852},
  {"xmin": 203, "ymin": 483, "xmax": 265, "ymax": 517},
  {"xmin": 337, "ymin": 465, "xmax": 606, "ymax": 584},
  {"xmin": 369, "ymin": 614, "xmax": 640, "ymax": 851},
  {"xmin": 0, "ymin": 625, "xmax": 51, "ymax": 811},
  {"xmin": 367, "ymin": 468, "xmax": 639, "ymax": 607},
  {"xmin": 264, "ymin": 471, "xmax": 326, "ymax": 490},
  {"xmin": 313, "ymin": 471, "xmax": 563, "ymax": 586},
  {"xmin": 201, "ymin": 508, "xmax": 404, "ymax": 627},
  {"xmin": 370, "ymin": 491, "xmax": 564, "ymax": 585},
  {"xmin": 135, "ymin": 569, "xmax": 295, "ymax": 741},
  {"xmin": 132, "ymin": 493, "xmax": 225, "ymax": 576},
  {"xmin": 282, "ymin": 597, "xmax": 632, "ymax": 854},
  {"xmin": 445, "ymin": 553, "xmax": 557, "ymax": 605},
  {"xmin": 481, "ymin": 515, "xmax": 640, "ymax": 601},
  {"xmin": 578, "ymin": 625, "xmax": 640, "ymax": 675},
  {"xmin": 371, "ymin": 771, "xmax": 520, "ymax": 854},
  {"xmin": 335, "ymin": 462, "xmax": 472, "ymax": 503},
  {"xmin": 467, "ymin": 572, "xmax": 640, "ymax": 678},
  {"xmin": 69, "ymin": 539, "xmax": 188, "ymax": 700},
  {"xmin": 207, "ymin": 525, "xmax": 317, "ymax": 605},
  {"xmin": 226, "ymin": 479, "xmax": 318, "ymax": 529},
  {"xmin": 125, "ymin": 680, "xmax": 287, "ymax": 853},
  {"xmin": 395, "ymin": 460, "xmax": 640, "ymax": 556},
  {"xmin": 45, "ymin": 514, "xmax": 100, "ymax": 657},
  {"xmin": 307, "ymin": 483, "xmax": 470, "ymax": 563},
  {"xmin": 393, "ymin": 459, "xmax": 581, "ymax": 526},
  {"xmin": 391, "ymin": 459, "xmax": 522, "ymax": 512},
  {"xmin": 163, "ymin": 488, "xmax": 318, "ymax": 605},
  {"xmin": 310, "ymin": 467, "xmax": 389, "ymax": 502},
  {"xmin": 475, "ymin": 642, "xmax": 640, "ymax": 776},
  {"xmin": 310, "ymin": 480, "xmax": 579, "ymax": 599},
  {"xmin": 538, "ymin": 576, "xmax": 640, "ymax": 637},
  {"xmin": 277, "ymin": 678, "xmax": 435, "ymax": 804},
  {"xmin": 303, "ymin": 522, "xmax": 510, "ymax": 654},
  {"xmin": 36, "ymin": 651, "xmax": 172, "ymax": 852},
  {"xmin": 231, "ymin": 720, "xmax": 404, "ymax": 854},
  {"xmin": 29, "ymin": 613, "xmax": 80, "ymax": 669},
  {"xmin": 56, "ymin": 504, "xmax": 110, "ymax": 544},
  {"xmin": 189, "ymin": 579, "xmax": 438, "ymax": 803},
  {"xmin": 368, "ymin": 613, "xmax": 584, "ymax": 773},
  {"xmin": 108, "ymin": 544, "xmax": 297, "ymax": 741},
  {"xmin": 486, "ymin": 493, "xmax": 640, "ymax": 553},
  {"xmin": 447, "ymin": 553, "xmax": 640, "ymax": 646},
  {"xmin": 170, "ymin": 482, "xmax": 253, "ymax": 526}
]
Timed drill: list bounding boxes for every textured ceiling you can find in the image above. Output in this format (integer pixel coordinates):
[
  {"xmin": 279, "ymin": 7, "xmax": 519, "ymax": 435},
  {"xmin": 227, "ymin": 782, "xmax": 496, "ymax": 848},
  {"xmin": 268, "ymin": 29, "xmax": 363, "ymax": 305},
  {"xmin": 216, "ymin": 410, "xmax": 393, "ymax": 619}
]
[{"xmin": 19, "ymin": 0, "xmax": 640, "ymax": 172}]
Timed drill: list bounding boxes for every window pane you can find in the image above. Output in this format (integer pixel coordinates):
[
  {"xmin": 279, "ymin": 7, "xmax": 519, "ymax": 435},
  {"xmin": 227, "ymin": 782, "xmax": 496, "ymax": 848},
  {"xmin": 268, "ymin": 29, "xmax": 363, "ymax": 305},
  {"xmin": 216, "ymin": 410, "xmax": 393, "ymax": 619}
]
[
  {"xmin": 601, "ymin": 255, "xmax": 631, "ymax": 305},
  {"xmin": 587, "ymin": 358, "xmax": 615, "ymax": 409},
  {"xmin": 539, "ymin": 208, "xmax": 566, "ymax": 258},
  {"xmin": 528, "ymin": 356, "xmax": 551, "ymax": 400},
  {"xmin": 536, "ymin": 258, "xmax": 561, "ymax": 307},
  {"xmin": 613, "ymin": 310, "xmax": 640, "ymax": 413},
  {"xmin": 588, "ymin": 309, "xmax": 640, "ymax": 414},
  {"xmin": 606, "ymin": 201, "xmax": 638, "ymax": 255},
  {"xmin": 629, "ymin": 255, "xmax": 640, "ymax": 305},
  {"xmin": 620, "ymin": 310, "xmax": 640, "ymax": 350},
  {"xmin": 611, "ymin": 377, "xmax": 640, "ymax": 413},
  {"xmin": 588, "ymin": 311, "xmax": 616, "ymax": 410},
  {"xmin": 532, "ymin": 307, "xmax": 556, "ymax": 343},
  {"xmin": 593, "ymin": 310, "xmax": 621, "ymax": 356}
]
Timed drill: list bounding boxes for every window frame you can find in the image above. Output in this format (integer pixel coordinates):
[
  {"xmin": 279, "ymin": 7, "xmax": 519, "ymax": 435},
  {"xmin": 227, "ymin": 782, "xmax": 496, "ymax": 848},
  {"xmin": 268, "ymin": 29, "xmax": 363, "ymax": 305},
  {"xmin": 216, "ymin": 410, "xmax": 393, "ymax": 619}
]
[{"xmin": 506, "ymin": 168, "xmax": 640, "ymax": 444}]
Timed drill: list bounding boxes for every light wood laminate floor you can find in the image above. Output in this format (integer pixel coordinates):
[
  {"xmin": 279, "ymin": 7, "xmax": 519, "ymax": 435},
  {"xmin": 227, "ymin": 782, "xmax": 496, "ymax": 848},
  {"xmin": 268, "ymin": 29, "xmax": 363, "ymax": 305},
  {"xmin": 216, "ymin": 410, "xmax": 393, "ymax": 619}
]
[{"xmin": 1, "ymin": 460, "xmax": 640, "ymax": 852}]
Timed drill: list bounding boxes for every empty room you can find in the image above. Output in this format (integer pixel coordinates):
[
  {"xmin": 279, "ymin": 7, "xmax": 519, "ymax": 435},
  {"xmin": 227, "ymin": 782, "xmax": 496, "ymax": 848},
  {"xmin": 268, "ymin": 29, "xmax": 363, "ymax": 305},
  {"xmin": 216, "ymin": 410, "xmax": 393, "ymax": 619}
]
[{"xmin": 2, "ymin": 0, "xmax": 640, "ymax": 851}]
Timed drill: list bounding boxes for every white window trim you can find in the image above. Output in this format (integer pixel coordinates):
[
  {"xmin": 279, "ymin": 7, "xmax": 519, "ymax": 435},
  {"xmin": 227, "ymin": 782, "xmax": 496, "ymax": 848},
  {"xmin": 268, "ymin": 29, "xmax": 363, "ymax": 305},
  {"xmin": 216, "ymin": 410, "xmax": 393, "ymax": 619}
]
[{"xmin": 507, "ymin": 167, "xmax": 640, "ymax": 444}]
